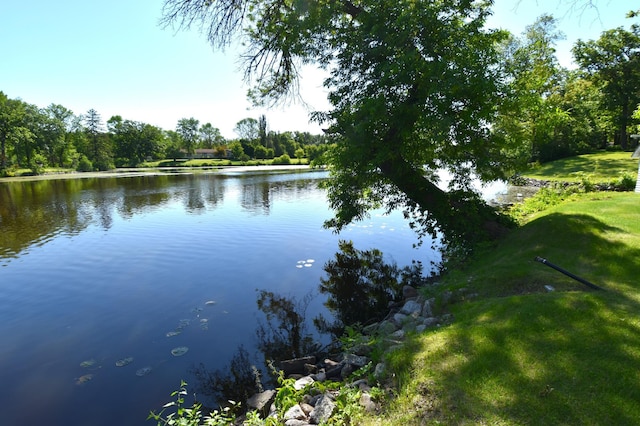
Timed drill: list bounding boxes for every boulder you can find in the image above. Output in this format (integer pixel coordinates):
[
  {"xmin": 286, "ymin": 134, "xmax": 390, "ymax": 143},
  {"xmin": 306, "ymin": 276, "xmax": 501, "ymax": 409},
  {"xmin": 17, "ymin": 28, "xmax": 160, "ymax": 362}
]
[
  {"xmin": 280, "ymin": 356, "xmax": 317, "ymax": 376},
  {"xmin": 309, "ymin": 394, "xmax": 336, "ymax": 424},
  {"xmin": 400, "ymin": 299, "xmax": 422, "ymax": 316},
  {"xmin": 246, "ymin": 389, "xmax": 276, "ymax": 417},
  {"xmin": 402, "ymin": 285, "xmax": 418, "ymax": 299}
]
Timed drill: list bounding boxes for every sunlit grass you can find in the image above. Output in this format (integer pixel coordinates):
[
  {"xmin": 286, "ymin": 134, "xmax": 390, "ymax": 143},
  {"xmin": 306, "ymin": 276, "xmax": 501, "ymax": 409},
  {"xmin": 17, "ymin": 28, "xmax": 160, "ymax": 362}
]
[
  {"xmin": 524, "ymin": 151, "xmax": 639, "ymax": 182},
  {"xmin": 365, "ymin": 192, "xmax": 640, "ymax": 425}
]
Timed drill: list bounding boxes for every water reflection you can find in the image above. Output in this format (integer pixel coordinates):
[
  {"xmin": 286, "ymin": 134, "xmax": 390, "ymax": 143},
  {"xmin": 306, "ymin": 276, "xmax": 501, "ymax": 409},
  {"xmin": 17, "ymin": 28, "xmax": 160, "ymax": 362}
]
[{"xmin": 0, "ymin": 170, "xmax": 325, "ymax": 263}]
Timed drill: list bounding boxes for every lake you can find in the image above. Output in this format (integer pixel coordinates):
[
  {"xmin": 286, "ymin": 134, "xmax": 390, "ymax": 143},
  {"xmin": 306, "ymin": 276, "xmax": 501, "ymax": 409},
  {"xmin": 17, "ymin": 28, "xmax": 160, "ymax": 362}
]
[{"xmin": 0, "ymin": 168, "xmax": 441, "ymax": 426}]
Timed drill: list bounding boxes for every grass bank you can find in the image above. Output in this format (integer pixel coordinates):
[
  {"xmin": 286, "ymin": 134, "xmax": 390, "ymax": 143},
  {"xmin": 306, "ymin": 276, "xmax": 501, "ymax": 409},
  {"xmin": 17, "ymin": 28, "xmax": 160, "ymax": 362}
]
[{"xmin": 367, "ymin": 153, "xmax": 640, "ymax": 425}]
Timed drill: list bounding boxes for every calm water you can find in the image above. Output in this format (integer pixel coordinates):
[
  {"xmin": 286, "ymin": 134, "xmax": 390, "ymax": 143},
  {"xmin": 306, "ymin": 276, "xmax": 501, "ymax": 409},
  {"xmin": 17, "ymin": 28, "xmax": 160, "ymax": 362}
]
[{"xmin": 0, "ymin": 169, "xmax": 439, "ymax": 426}]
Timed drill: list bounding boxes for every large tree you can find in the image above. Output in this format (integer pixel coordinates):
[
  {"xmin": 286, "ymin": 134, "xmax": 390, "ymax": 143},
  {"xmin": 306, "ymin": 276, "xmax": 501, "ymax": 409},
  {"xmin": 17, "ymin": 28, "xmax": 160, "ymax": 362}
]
[
  {"xmin": 573, "ymin": 25, "xmax": 640, "ymax": 150},
  {"xmin": 176, "ymin": 117, "xmax": 200, "ymax": 155},
  {"xmin": 162, "ymin": 0, "xmax": 514, "ymax": 248}
]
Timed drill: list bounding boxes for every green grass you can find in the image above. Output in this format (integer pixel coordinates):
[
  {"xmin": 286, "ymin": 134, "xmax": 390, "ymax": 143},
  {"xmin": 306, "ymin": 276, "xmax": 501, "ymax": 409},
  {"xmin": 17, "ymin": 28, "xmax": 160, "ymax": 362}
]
[
  {"xmin": 364, "ymin": 154, "xmax": 640, "ymax": 425},
  {"xmin": 524, "ymin": 151, "xmax": 639, "ymax": 183}
]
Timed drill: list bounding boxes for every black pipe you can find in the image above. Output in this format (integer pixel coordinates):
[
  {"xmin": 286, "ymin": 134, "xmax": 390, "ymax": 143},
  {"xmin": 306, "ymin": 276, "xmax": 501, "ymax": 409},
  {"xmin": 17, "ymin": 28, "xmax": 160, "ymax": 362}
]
[{"xmin": 534, "ymin": 256, "xmax": 605, "ymax": 291}]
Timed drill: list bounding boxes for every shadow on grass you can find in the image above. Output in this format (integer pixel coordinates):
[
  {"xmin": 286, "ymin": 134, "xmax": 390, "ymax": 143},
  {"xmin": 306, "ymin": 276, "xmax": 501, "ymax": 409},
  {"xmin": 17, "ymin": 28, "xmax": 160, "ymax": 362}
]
[{"xmin": 389, "ymin": 213, "xmax": 640, "ymax": 424}]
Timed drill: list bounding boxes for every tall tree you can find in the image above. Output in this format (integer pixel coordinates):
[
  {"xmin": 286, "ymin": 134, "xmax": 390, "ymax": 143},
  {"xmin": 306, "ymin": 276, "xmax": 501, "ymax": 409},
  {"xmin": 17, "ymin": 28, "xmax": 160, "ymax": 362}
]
[
  {"xmin": 234, "ymin": 117, "xmax": 259, "ymax": 141},
  {"xmin": 199, "ymin": 122, "xmax": 224, "ymax": 148},
  {"xmin": 176, "ymin": 117, "xmax": 200, "ymax": 155},
  {"xmin": 494, "ymin": 15, "xmax": 570, "ymax": 163},
  {"xmin": 573, "ymin": 25, "xmax": 640, "ymax": 150},
  {"xmin": 0, "ymin": 92, "xmax": 26, "ymax": 173},
  {"xmin": 84, "ymin": 108, "xmax": 104, "ymax": 159},
  {"xmin": 162, "ymin": 0, "xmax": 513, "ymax": 249},
  {"xmin": 258, "ymin": 114, "xmax": 268, "ymax": 148}
]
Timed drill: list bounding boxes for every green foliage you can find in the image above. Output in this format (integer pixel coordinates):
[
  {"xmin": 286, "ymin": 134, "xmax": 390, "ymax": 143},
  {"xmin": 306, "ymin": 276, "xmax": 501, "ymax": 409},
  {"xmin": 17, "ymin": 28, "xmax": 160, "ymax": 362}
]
[
  {"xmin": 162, "ymin": 0, "xmax": 514, "ymax": 251},
  {"xmin": 272, "ymin": 154, "xmax": 291, "ymax": 165},
  {"xmin": 148, "ymin": 381, "xmax": 237, "ymax": 426},
  {"xmin": 76, "ymin": 155, "xmax": 93, "ymax": 172},
  {"xmin": 28, "ymin": 152, "xmax": 47, "ymax": 175},
  {"xmin": 573, "ymin": 24, "xmax": 640, "ymax": 150}
]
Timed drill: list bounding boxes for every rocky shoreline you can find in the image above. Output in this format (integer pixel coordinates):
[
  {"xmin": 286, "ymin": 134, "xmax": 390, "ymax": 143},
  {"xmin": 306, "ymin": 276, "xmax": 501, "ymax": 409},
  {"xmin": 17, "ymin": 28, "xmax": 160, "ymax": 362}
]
[{"xmin": 240, "ymin": 284, "xmax": 469, "ymax": 425}]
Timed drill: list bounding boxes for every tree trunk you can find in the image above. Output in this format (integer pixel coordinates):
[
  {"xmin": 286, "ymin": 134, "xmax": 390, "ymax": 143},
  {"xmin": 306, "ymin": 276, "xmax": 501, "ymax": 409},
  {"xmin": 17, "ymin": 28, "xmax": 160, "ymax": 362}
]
[{"xmin": 379, "ymin": 154, "xmax": 508, "ymax": 243}]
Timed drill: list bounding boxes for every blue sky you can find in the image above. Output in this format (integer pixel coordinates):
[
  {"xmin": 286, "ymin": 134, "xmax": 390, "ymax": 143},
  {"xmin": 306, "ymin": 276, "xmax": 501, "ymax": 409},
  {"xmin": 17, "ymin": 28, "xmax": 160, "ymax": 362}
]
[{"xmin": 0, "ymin": 0, "xmax": 635, "ymax": 138}]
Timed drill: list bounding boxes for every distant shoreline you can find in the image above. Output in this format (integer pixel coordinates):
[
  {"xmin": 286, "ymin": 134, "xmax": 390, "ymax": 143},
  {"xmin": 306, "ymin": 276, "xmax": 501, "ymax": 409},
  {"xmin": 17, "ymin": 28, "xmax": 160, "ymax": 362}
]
[{"xmin": 0, "ymin": 164, "xmax": 315, "ymax": 183}]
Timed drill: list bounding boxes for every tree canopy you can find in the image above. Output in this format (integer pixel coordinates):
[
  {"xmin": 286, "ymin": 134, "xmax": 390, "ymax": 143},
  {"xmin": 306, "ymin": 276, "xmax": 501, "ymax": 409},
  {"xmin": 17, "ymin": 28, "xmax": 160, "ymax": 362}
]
[
  {"xmin": 162, "ymin": 0, "xmax": 515, "ymax": 249},
  {"xmin": 573, "ymin": 24, "xmax": 640, "ymax": 150}
]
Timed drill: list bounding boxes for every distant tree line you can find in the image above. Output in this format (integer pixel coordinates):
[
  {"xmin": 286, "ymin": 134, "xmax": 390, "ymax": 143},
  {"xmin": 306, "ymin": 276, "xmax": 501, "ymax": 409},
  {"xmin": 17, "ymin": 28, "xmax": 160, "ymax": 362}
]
[{"xmin": 0, "ymin": 97, "xmax": 329, "ymax": 176}]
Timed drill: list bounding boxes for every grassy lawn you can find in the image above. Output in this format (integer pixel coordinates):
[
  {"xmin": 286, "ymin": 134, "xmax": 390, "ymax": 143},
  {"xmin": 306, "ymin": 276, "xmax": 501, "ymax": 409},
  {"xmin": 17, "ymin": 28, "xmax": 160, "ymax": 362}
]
[
  {"xmin": 524, "ymin": 151, "xmax": 639, "ymax": 183},
  {"xmin": 366, "ymin": 155, "xmax": 640, "ymax": 425}
]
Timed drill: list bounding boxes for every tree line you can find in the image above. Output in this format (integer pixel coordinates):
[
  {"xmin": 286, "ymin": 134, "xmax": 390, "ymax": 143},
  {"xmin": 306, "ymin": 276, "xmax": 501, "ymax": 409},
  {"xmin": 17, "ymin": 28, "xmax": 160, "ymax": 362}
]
[{"xmin": 0, "ymin": 97, "xmax": 329, "ymax": 176}]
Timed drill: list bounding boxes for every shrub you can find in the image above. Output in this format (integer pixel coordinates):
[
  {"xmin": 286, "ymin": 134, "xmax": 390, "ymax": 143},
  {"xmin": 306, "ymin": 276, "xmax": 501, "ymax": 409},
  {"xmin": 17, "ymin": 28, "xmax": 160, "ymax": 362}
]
[
  {"xmin": 272, "ymin": 154, "xmax": 291, "ymax": 165},
  {"xmin": 76, "ymin": 155, "xmax": 93, "ymax": 172}
]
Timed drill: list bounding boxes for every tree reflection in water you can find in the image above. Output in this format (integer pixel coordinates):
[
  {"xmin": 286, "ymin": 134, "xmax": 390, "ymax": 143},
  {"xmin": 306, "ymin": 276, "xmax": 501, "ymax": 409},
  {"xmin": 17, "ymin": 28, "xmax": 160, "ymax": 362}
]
[
  {"xmin": 190, "ymin": 290, "xmax": 320, "ymax": 408},
  {"xmin": 190, "ymin": 242, "xmax": 427, "ymax": 408}
]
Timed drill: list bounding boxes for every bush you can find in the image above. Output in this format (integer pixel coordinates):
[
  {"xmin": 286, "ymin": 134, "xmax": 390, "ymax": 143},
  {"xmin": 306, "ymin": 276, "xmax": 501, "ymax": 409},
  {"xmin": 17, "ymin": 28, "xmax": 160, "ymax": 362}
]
[
  {"xmin": 76, "ymin": 155, "xmax": 93, "ymax": 172},
  {"xmin": 29, "ymin": 153, "xmax": 47, "ymax": 175},
  {"xmin": 273, "ymin": 154, "xmax": 291, "ymax": 165}
]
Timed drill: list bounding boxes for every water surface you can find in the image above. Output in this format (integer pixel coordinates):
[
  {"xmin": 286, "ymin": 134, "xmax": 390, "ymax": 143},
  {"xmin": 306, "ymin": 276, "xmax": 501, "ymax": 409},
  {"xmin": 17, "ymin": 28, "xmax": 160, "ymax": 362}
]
[{"xmin": 0, "ymin": 169, "xmax": 438, "ymax": 426}]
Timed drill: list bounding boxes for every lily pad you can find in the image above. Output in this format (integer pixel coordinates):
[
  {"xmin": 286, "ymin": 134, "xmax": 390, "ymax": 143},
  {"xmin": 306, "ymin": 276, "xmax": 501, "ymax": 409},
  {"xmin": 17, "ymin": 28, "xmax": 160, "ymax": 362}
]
[
  {"xmin": 115, "ymin": 357, "xmax": 134, "ymax": 367},
  {"xmin": 75, "ymin": 374, "xmax": 93, "ymax": 385},
  {"xmin": 80, "ymin": 359, "xmax": 97, "ymax": 368},
  {"xmin": 171, "ymin": 346, "xmax": 189, "ymax": 357},
  {"xmin": 136, "ymin": 366, "xmax": 152, "ymax": 377}
]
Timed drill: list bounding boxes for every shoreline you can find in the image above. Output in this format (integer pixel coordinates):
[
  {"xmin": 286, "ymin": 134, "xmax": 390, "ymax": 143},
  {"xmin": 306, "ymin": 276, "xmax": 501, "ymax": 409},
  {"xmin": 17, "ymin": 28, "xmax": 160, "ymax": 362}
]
[{"xmin": 0, "ymin": 164, "xmax": 314, "ymax": 183}]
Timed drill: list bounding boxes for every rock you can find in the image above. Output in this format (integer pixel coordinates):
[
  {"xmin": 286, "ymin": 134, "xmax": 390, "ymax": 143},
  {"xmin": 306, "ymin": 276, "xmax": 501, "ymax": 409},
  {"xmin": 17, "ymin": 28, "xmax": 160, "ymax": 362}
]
[
  {"xmin": 393, "ymin": 312, "xmax": 408, "ymax": 324},
  {"xmin": 342, "ymin": 353, "xmax": 369, "ymax": 367},
  {"xmin": 311, "ymin": 371, "xmax": 326, "ymax": 382},
  {"xmin": 247, "ymin": 390, "xmax": 276, "ymax": 417},
  {"xmin": 284, "ymin": 404, "xmax": 307, "ymax": 421},
  {"xmin": 309, "ymin": 394, "xmax": 336, "ymax": 424},
  {"xmin": 400, "ymin": 299, "xmax": 422, "ymax": 316},
  {"xmin": 350, "ymin": 343, "xmax": 373, "ymax": 356},
  {"xmin": 294, "ymin": 376, "xmax": 315, "ymax": 391},
  {"xmin": 390, "ymin": 329, "xmax": 405, "ymax": 339},
  {"xmin": 325, "ymin": 364, "xmax": 343, "ymax": 379},
  {"xmin": 374, "ymin": 363, "xmax": 386, "ymax": 380},
  {"xmin": 307, "ymin": 394, "xmax": 323, "ymax": 406},
  {"xmin": 402, "ymin": 320, "xmax": 418, "ymax": 332},
  {"xmin": 359, "ymin": 393, "xmax": 377, "ymax": 413},
  {"xmin": 416, "ymin": 324, "xmax": 427, "ymax": 333},
  {"xmin": 422, "ymin": 299, "xmax": 433, "ymax": 318},
  {"xmin": 300, "ymin": 403, "xmax": 314, "ymax": 416},
  {"xmin": 285, "ymin": 420, "xmax": 309, "ymax": 426},
  {"xmin": 340, "ymin": 363, "xmax": 353, "ymax": 379},
  {"xmin": 280, "ymin": 356, "xmax": 317, "ymax": 376},
  {"xmin": 423, "ymin": 317, "xmax": 438, "ymax": 327},
  {"xmin": 402, "ymin": 285, "xmax": 418, "ymax": 299},
  {"xmin": 324, "ymin": 358, "xmax": 340, "ymax": 368}
]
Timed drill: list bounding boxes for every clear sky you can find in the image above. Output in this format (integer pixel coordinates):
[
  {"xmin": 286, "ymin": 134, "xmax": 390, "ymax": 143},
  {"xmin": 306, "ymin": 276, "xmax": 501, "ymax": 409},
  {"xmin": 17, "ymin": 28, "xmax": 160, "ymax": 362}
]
[{"xmin": 0, "ymin": 0, "xmax": 635, "ymax": 138}]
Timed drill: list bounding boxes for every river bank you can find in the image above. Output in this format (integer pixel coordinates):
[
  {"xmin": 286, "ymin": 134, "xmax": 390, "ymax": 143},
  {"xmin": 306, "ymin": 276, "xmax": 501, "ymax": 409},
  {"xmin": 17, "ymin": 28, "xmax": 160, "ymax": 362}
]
[{"xmin": 0, "ymin": 164, "xmax": 313, "ymax": 183}]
